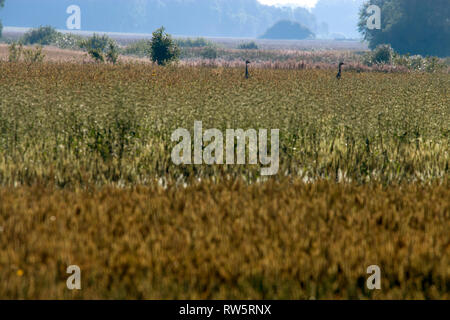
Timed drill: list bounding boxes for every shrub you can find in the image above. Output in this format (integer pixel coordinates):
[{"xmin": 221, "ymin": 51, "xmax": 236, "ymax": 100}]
[
  {"xmin": 391, "ymin": 53, "xmax": 447, "ymax": 73},
  {"xmin": 372, "ymin": 44, "xmax": 394, "ymax": 64},
  {"xmin": 238, "ymin": 41, "xmax": 259, "ymax": 50},
  {"xmin": 8, "ymin": 42, "xmax": 23, "ymax": 62},
  {"xmin": 123, "ymin": 40, "xmax": 151, "ymax": 57},
  {"xmin": 200, "ymin": 47, "xmax": 217, "ymax": 59},
  {"xmin": 176, "ymin": 37, "xmax": 211, "ymax": 48},
  {"xmin": 80, "ymin": 34, "xmax": 109, "ymax": 52},
  {"xmin": 81, "ymin": 34, "xmax": 120, "ymax": 64},
  {"xmin": 21, "ymin": 26, "xmax": 59, "ymax": 45},
  {"xmin": 149, "ymin": 27, "xmax": 180, "ymax": 66},
  {"xmin": 53, "ymin": 33, "xmax": 84, "ymax": 50},
  {"xmin": 363, "ymin": 44, "xmax": 394, "ymax": 66},
  {"xmin": 105, "ymin": 41, "xmax": 120, "ymax": 64},
  {"xmin": 23, "ymin": 46, "xmax": 46, "ymax": 63}
]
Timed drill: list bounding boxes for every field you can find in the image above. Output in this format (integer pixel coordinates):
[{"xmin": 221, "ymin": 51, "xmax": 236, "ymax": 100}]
[{"xmin": 0, "ymin": 59, "xmax": 449, "ymax": 299}]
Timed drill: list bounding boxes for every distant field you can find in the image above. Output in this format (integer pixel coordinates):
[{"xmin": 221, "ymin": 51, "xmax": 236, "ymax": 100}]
[
  {"xmin": 2, "ymin": 26, "xmax": 369, "ymax": 50},
  {"xmin": 0, "ymin": 60, "xmax": 448, "ymax": 299}
]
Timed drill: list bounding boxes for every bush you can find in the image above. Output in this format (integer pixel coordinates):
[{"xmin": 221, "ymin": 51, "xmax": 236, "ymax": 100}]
[
  {"xmin": 238, "ymin": 41, "xmax": 259, "ymax": 50},
  {"xmin": 105, "ymin": 41, "xmax": 119, "ymax": 64},
  {"xmin": 21, "ymin": 26, "xmax": 59, "ymax": 45},
  {"xmin": 8, "ymin": 42, "xmax": 45, "ymax": 63},
  {"xmin": 8, "ymin": 42, "xmax": 23, "ymax": 62},
  {"xmin": 23, "ymin": 46, "xmax": 46, "ymax": 63},
  {"xmin": 123, "ymin": 40, "xmax": 151, "ymax": 57},
  {"xmin": 81, "ymin": 34, "xmax": 120, "ymax": 64},
  {"xmin": 53, "ymin": 33, "xmax": 84, "ymax": 50},
  {"xmin": 200, "ymin": 47, "xmax": 217, "ymax": 59},
  {"xmin": 363, "ymin": 44, "xmax": 394, "ymax": 66},
  {"xmin": 149, "ymin": 27, "xmax": 180, "ymax": 66},
  {"xmin": 392, "ymin": 54, "xmax": 446, "ymax": 73},
  {"xmin": 176, "ymin": 37, "xmax": 211, "ymax": 48},
  {"xmin": 80, "ymin": 34, "xmax": 109, "ymax": 52}
]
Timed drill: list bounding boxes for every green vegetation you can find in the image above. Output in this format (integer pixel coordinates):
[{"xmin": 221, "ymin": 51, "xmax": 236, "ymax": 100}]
[
  {"xmin": 363, "ymin": 44, "xmax": 393, "ymax": 65},
  {"xmin": 260, "ymin": 20, "xmax": 314, "ymax": 40},
  {"xmin": 21, "ymin": 26, "xmax": 59, "ymax": 45},
  {"xmin": 238, "ymin": 41, "xmax": 259, "ymax": 50},
  {"xmin": 7, "ymin": 42, "xmax": 22, "ymax": 62},
  {"xmin": 122, "ymin": 39, "xmax": 151, "ymax": 57},
  {"xmin": 358, "ymin": 0, "xmax": 450, "ymax": 57},
  {"xmin": 148, "ymin": 27, "xmax": 180, "ymax": 65},
  {"xmin": 175, "ymin": 37, "xmax": 212, "ymax": 48},
  {"xmin": 363, "ymin": 44, "xmax": 448, "ymax": 72},
  {"xmin": 80, "ymin": 34, "xmax": 120, "ymax": 64},
  {"xmin": 22, "ymin": 46, "xmax": 45, "ymax": 64},
  {"xmin": 199, "ymin": 47, "xmax": 218, "ymax": 59},
  {"xmin": 19, "ymin": 26, "xmax": 84, "ymax": 51}
]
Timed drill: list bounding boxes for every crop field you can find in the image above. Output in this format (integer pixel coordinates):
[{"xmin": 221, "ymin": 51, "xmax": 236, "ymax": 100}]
[{"xmin": 0, "ymin": 60, "xmax": 449, "ymax": 299}]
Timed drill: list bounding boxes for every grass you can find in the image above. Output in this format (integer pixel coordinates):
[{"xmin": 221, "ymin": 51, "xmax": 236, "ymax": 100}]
[
  {"xmin": 1, "ymin": 180, "xmax": 448, "ymax": 299},
  {"xmin": 0, "ymin": 60, "xmax": 448, "ymax": 299},
  {"xmin": 0, "ymin": 62, "xmax": 448, "ymax": 187}
]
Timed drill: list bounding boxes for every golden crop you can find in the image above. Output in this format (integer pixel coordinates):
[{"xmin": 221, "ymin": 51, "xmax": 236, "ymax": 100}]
[
  {"xmin": 0, "ymin": 61, "xmax": 448, "ymax": 299},
  {"xmin": 0, "ymin": 180, "xmax": 449, "ymax": 299}
]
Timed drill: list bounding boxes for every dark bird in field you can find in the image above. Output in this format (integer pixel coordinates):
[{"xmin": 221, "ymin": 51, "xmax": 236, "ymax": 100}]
[
  {"xmin": 245, "ymin": 60, "xmax": 251, "ymax": 79},
  {"xmin": 336, "ymin": 62, "xmax": 344, "ymax": 79}
]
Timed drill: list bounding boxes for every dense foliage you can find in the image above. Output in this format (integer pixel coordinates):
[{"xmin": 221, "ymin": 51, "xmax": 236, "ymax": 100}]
[
  {"xmin": 148, "ymin": 27, "xmax": 180, "ymax": 65},
  {"xmin": 260, "ymin": 20, "xmax": 315, "ymax": 40},
  {"xmin": 21, "ymin": 26, "xmax": 59, "ymax": 45},
  {"xmin": 80, "ymin": 34, "xmax": 120, "ymax": 64},
  {"xmin": 358, "ymin": 0, "xmax": 450, "ymax": 57}
]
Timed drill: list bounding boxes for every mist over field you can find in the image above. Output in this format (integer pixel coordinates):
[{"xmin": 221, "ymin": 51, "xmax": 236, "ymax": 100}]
[{"xmin": 0, "ymin": 0, "xmax": 364, "ymax": 38}]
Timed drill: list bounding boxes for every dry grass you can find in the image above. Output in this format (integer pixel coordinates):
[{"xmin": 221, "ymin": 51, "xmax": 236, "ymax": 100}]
[
  {"xmin": 0, "ymin": 44, "xmax": 149, "ymax": 64},
  {"xmin": 0, "ymin": 179, "xmax": 448, "ymax": 299}
]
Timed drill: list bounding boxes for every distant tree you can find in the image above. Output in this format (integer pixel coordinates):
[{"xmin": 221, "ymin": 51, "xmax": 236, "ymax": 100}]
[
  {"xmin": 148, "ymin": 27, "xmax": 180, "ymax": 66},
  {"xmin": 0, "ymin": 0, "xmax": 4, "ymax": 38},
  {"xmin": 260, "ymin": 20, "xmax": 314, "ymax": 40},
  {"xmin": 358, "ymin": 0, "xmax": 450, "ymax": 57},
  {"xmin": 238, "ymin": 41, "xmax": 259, "ymax": 50},
  {"xmin": 21, "ymin": 26, "xmax": 59, "ymax": 45}
]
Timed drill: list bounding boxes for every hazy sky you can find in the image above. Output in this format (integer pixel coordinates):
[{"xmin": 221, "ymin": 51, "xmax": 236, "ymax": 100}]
[{"xmin": 257, "ymin": 0, "xmax": 319, "ymax": 8}]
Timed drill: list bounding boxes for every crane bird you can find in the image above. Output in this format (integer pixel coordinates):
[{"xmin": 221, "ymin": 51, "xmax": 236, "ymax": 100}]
[
  {"xmin": 336, "ymin": 62, "xmax": 345, "ymax": 79},
  {"xmin": 245, "ymin": 60, "xmax": 251, "ymax": 79}
]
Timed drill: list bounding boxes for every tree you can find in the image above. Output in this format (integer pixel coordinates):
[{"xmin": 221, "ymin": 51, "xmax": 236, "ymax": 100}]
[
  {"xmin": 0, "ymin": 0, "xmax": 5, "ymax": 38},
  {"xmin": 358, "ymin": 0, "xmax": 450, "ymax": 57},
  {"xmin": 260, "ymin": 20, "xmax": 314, "ymax": 40},
  {"xmin": 21, "ymin": 26, "xmax": 59, "ymax": 45},
  {"xmin": 148, "ymin": 27, "xmax": 180, "ymax": 66}
]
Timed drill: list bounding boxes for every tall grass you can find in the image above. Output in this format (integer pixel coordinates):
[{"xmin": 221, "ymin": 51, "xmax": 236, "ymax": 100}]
[{"xmin": 0, "ymin": 62, "xmax": 448, "ymax": 187}]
